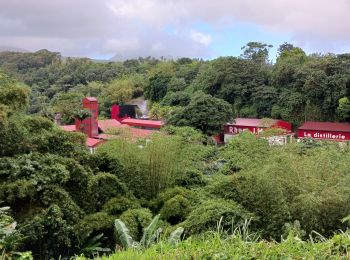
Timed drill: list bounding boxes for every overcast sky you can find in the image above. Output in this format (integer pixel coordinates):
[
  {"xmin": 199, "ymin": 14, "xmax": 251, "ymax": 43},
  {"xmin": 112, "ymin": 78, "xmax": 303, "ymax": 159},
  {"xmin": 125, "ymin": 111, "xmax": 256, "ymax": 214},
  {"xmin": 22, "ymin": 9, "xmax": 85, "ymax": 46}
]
[{"xmin": 0, "ymin": 0, "xmax": 349, "ymax": 60}]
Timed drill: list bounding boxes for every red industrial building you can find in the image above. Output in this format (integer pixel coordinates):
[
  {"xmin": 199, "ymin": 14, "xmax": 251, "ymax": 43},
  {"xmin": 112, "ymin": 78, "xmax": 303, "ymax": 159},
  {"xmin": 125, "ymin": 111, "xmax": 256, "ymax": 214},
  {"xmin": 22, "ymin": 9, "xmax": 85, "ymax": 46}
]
[
  {"xmin": 111, "ymin": 104, "xmax": 137, "ymax": 122},
  {"xmin": 60, "ymin": 97, "xmax": 163, "ymax": 152},
  {"xmin": 297, "ymin": 121, "xmax": 350, "ymax": 141},
  {"xmin": 224, "ymin": 118, "xmax": 292, "ymax": 143},
  {"xmin": 121, "ymin": 118, "xmax": 164, "ymax": 129}
]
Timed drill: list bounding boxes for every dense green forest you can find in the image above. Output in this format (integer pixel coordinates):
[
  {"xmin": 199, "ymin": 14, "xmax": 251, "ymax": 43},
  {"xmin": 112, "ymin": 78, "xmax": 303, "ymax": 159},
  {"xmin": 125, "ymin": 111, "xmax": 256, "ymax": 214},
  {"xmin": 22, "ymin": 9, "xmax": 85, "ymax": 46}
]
[
  {"xmin": 1, "ymin": 42, "xmax": 350, "ymax": 130},
  {"xmin": 2, "ymin": 43, "xmax": 350, "ymax": 259}
]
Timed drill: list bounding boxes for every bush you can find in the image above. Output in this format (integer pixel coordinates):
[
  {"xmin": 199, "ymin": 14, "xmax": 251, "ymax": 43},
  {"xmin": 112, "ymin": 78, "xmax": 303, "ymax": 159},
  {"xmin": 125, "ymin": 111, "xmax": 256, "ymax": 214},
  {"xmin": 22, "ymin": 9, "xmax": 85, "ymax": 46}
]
[
  {"xmin": 155, "ymin": 187, "xmax": 196, "ymax": 225},
  {"xmin": 102, "ymin": 196, "xmax": 141, "ymax": 216},
  {"xmin": 74, "ymin": 212, "xmax": 116, "ymax": 251},
  {"xmin": 209, "ymin": 172, "xmax": 291, "ymax": 238},
  {"xmin": 181, "ymin": 199, "xmax": 254, "ymax": 235},
  {"xmin": 174, "ymin": 168, "xmax": 207, "ymax": 188},
  {"xmin": 88, "ymin": 173, "xmax": 128, "ymax": 210},
  {"xmin": 119, "ymin": 208, "xmax": 153, "ymax": 241},
  {"xmin": 86, "ymin": 151, "xmax": 123, "ymax": 176},
  {"xmin": 220, "ymin": 131, "xmax": 269, "ymax": 174},
  {"xmin": 22, "ymin": 205, "xmax": 75, "ymax": 259}
]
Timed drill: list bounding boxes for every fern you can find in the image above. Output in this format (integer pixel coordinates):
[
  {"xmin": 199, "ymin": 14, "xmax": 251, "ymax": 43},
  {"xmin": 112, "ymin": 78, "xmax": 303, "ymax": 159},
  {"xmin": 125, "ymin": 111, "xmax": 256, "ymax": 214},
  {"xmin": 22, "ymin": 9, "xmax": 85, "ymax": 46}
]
[
  {"xmin": 114, "ymin": 219, "xmax": 134, "ymax": 250},
  {"xmin": 140, "ymin": 214, "xmax": 160, "ymax": 248},
  {"xmin": 168, "ymin": 227, "xmax": 184, "ymax": 246}
]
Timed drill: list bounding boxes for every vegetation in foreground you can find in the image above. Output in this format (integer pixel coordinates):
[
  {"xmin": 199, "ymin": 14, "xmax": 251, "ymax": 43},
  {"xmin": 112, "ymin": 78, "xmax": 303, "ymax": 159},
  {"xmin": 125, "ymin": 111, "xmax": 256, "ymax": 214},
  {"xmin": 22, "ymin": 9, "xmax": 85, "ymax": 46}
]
[
  {"xmin": 78, "ymin": 230, "xmax": 350, "ymax": 259},
  {"xmin": 2, "ymin": 44, "xmax": 350, "ymax": 259}
]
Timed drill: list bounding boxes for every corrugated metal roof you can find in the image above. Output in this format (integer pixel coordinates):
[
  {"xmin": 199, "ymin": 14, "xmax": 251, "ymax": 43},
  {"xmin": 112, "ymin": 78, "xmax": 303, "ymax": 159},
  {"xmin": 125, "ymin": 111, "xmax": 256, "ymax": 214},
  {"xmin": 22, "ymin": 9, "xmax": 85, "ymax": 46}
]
[
  {"xmin": 229, "ymin": 118, "xmax": 277, "ymax": 127},
  {"xmin": 121, "ymin": 118, "xmax": 164, "ymax": 128},
  {"xmin": 98, "ymin": 119, "xmax": 123, "ymax": 132},
  {"xmin": 86, "ymin": 138, "xmax": 104, "ymax": 147},
  {"xmin": 129, "ymin": 128, "xmax": 155, "ymax": 138},
  {"xmin": 299, "ymin": 121, "xmax": 350, "ymax": 132},
  {"xmin": 83, "ymin": 97, "xmax": 98, "ymax": 102}
]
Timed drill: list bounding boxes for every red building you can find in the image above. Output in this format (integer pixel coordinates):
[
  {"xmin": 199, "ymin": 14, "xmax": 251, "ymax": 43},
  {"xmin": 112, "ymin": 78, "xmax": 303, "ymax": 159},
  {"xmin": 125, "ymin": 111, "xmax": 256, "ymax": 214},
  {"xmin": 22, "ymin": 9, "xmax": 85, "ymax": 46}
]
[
  {"xmin": 111, "ymin": 104, "xmax": 137, "ymax": 122},
  {"xmin": 60, "ymin": 98, "xmax": 162, "ymax": 152},
  {"xmin": 297, "ymin": 121, "xmax": 350, "ymax": 141},
  {"xmin": 225, "ymin": 118, "xmax": 292, "ymax": 135},
  {"xmin": 224, "ymin": 118, "xmax": 292, "ymax": 144}
]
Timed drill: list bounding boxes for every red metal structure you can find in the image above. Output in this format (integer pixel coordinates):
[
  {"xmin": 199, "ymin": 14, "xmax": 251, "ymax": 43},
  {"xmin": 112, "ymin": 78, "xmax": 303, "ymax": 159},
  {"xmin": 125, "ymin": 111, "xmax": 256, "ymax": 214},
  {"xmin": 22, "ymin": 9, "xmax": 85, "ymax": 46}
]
[{"xmin": 297, "ymin": 121, "xmax": 350, "ymax": 141}]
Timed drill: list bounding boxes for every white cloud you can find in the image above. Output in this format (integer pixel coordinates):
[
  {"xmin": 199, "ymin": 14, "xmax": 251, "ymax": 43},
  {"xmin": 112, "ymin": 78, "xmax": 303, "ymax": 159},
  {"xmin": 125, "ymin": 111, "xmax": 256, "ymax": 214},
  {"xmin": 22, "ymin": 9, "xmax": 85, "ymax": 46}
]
[
  {"xmin": 0, "ymin": 0, "xmax": 349, "ymax": 58},
  {"xmin": 190, "ymin": 31, "xmax": 212, "ymax": 46}
]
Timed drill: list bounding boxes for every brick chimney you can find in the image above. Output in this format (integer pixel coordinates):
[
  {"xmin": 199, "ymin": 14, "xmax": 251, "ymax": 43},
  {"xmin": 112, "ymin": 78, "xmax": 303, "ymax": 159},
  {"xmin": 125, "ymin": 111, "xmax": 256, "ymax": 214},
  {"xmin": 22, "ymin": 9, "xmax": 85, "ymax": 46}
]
[{"xmin": 75, "ymin": 97, "xmax": 99, "ymax": 137}]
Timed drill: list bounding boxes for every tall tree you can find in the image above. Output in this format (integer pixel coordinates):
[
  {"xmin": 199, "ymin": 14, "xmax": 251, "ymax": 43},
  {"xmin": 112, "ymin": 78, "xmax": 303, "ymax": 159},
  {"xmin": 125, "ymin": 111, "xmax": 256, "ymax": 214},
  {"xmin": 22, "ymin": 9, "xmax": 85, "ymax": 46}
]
[
  {"xmin": 240, "ymin": 42, "xmax": 273, "ymax": 64},
  {"xmin": 168, "ymin": 92, "xmax": 233, "ymax": 135}
]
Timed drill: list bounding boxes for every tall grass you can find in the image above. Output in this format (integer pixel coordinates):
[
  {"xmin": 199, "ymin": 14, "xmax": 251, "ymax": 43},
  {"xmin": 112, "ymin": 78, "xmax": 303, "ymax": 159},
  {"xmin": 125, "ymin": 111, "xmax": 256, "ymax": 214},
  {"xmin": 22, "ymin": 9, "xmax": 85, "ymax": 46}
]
[
  {"xmin": 77, "ymin": 231, "xmax": 350, "ymax": 260},
  {"xmin": 97, "ymin": 133, "xmax": 188, "ymax": 198}
]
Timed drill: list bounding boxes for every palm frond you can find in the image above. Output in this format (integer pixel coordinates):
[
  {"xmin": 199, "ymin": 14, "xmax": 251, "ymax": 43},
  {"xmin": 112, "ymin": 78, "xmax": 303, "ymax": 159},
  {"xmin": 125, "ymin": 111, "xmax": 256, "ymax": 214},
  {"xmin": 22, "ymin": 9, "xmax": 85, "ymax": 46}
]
[
  {"xmin": 140, "ymin": 214, "xmax": 160, "ymax": 248},
  {"xmin": 114, "ymin": 219, "xmax": 134, "ymax": 250},
  {"xmin": 168, "ymin": 227, "xmax": 184, "ymax": 246}
]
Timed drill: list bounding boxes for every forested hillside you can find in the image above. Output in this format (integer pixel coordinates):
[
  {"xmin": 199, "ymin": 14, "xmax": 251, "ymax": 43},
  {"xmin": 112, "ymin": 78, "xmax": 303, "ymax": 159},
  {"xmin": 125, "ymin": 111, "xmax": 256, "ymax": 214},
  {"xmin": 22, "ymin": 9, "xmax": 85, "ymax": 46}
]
[
  {"xmin": 2, "ymin": 43, "xmax": 350, "ymax": 259},
  {"xmin": 1, "ymin": 42, "xmax": 350, "ymax": 130}
]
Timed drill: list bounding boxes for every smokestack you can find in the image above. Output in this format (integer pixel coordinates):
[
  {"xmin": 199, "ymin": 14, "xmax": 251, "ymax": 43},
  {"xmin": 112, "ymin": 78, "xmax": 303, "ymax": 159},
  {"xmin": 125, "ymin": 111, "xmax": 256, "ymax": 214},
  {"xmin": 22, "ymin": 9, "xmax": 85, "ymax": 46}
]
[{"xmin": 75, "ymin": 97, "xmax": 99, "ymax": 137}]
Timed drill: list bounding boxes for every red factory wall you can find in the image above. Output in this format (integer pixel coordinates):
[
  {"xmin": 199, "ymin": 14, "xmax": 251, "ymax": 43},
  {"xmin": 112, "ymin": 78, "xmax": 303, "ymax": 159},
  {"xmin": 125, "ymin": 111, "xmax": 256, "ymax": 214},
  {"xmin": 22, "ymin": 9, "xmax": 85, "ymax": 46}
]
[
  {"xmin": 224, "ymin": 125, "xmax": 264, "ymax": 135},
  {"xmin": 297, "ymin": 129, "xmax": 350, "ymax": 141},
  {"xmin": 224, "ymin": 120, "xmax": 292, "ymax": 136},
  {"xmin": 111, "ymin": 104, "xmax": 131, "ymax": 122}
]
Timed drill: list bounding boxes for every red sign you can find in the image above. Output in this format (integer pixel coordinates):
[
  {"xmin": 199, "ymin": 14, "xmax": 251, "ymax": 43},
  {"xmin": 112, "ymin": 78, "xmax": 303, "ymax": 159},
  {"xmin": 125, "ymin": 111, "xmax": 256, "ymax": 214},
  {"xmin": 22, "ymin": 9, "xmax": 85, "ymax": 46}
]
[
  {"xmin": 297, "ymin": 130, "xmax": 350, "ymax": 141},
  {"xmin": 225, "ymin": 125, "xmax": 264, "ymax": 135}
]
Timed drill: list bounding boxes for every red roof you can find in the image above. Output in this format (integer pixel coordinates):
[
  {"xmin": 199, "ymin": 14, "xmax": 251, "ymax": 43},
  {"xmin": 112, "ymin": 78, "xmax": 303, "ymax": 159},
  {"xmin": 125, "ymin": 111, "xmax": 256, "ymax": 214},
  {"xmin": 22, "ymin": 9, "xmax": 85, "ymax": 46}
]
[
  {"xmin": 121, "ymin": 118, "xmax": 164, "ymax": 129},
  {"xmin": 129, "ymin": 128, "xmax": 155, "ymax": 138},
  {"xmin": 60, "ymin": 125, "xmax": 76, "ymax": 132},
  {"xmin": 83, "ymin": 97, "xmax": 98, "ymax": 102},
  {"xmin": 98, "ymin": 119, "xmax": 123, "ymax": 132},
  {"xmin": 299, "ymin": 121, "xmax": 350, "ymax": 132},
  {"xmin": 86, "ymin": 138, "xmax": 104, "ymax": 148},
  {"xmin": 229, "ymin": 118, "xmax": 277, "ymax": 127}
]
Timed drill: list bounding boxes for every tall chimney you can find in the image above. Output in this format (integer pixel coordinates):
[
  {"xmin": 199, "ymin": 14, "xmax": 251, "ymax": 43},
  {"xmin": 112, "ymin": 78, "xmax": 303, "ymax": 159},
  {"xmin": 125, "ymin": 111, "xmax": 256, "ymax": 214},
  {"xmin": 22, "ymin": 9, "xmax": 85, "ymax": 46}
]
[{"xmin": 76, "ymin": 97, "xmax": 99, "ymax": 137}]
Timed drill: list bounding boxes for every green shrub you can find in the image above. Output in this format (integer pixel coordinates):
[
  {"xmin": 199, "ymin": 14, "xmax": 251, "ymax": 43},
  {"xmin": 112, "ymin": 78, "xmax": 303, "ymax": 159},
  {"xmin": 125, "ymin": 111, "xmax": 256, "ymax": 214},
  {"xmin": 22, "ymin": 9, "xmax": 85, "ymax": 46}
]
[
  {"xmin": 209, "ymin": 173, "xmax": 291, "ymax": 238},
  {"xmin": 154, "ymin": 187, "xmax": 195, "ymax": 225},
  {"xmin": 181, "ymin": 199, "xmax": 254, "ymax": 235},
  {"xmin": 75, "ymin": 212, "xmax": 115, "ymax": 241},
  {"xmin": 41, "ymin": 186, "xmax": 83, "ymax": 224},
  {"xmin": 21, "ymin": 205, "xmax": 74, "ymax": 259},
  {"xmin": 86, "ymin": 151, "xmax": 123, "ymax": 176},
  {"xmin": 119, "ymin": 208, "xmax": 153, "ymax": 241},
  {"xmin": 220, "ymin": 131, "xmax": 269, "ymax": 174},
  {"xmin": 174, "ymin": 168, "xmax": 207, "ymax": 188},
  {"xmin": 88, "ymin": 173, "xmax": 128, "ymax": 210},
  {"xmin": 102, "ymin": 196, "xmax": 141, "ymax": 216}
]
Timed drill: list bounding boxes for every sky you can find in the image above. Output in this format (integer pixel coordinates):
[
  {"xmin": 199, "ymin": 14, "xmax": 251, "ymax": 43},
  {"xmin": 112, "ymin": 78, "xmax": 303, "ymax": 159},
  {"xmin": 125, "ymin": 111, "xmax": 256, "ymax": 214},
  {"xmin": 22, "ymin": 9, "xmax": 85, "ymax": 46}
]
[{"xmin": 0, "ymin": 0, "xmax": 349, "ymax": 60}]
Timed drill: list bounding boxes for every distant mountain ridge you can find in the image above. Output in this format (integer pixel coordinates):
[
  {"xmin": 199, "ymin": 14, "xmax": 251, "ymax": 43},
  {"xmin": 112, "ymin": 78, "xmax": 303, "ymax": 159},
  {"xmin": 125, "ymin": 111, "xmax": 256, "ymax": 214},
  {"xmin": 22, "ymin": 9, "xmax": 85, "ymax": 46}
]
[
  {"xmin": 110, "ymin": 53, "xmax": 174, "ymax": 61},
  {"xmin": 0, "ymin": 46, "xmax": 29, "ymax": 53}
]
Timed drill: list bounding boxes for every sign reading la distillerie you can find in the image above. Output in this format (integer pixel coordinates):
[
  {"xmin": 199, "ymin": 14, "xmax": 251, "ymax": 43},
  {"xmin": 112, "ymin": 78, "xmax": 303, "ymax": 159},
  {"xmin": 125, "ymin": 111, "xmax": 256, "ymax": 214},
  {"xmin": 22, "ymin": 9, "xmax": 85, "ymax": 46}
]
[{"xmin": 299, "ymin": 130, "xmax": 347, "ymax": 140}]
